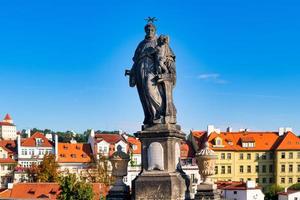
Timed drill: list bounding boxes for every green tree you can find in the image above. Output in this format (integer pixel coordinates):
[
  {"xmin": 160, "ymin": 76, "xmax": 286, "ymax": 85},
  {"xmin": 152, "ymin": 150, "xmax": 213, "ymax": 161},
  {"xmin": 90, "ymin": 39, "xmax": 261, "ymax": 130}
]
[
  {"xmin": 27, "ymin": 153, "xmax": 59, "ymax": 182},
  {"xmin": 289, "ymin": 183, "xmax": 300, "ymax": 190},
  {"xmin": 58, "ymin": 174, "xmax": 94, "ymax": 200},
  {"xmin": 86, "ymin": 153, "xmax": 114, "ymax": 186},
  {"xmin": 264, "ymin": 184, "xmax": 284, "ymax": 200}
]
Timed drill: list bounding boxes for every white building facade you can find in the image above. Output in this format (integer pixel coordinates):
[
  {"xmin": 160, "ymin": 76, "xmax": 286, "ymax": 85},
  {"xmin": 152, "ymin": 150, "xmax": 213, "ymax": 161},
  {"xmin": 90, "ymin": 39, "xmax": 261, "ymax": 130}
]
[{"xmin": 0, "ymin": 114, "xmax": 17, "ymax": 140}]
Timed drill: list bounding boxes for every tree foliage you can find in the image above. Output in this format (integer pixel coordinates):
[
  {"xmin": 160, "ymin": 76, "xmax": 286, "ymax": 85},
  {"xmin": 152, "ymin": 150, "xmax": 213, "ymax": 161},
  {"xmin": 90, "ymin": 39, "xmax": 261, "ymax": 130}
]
[
  {"xmin": 58, "ymin": 174, "xmax": 94, "ymax": 200},
  {"xmin": 264, "ymin": 184, "xmax": 284, "ymax": 200},
  {"xmin": 27, "ymin": 153, "xmax": 59, "ymax": 182},
  {"xmin": 289, "ymin": 183, "xmax": 300, "ymax": 190},
  {"xmin": 85, "ymin": 153, "xmax": 114, "ymax": 186}
]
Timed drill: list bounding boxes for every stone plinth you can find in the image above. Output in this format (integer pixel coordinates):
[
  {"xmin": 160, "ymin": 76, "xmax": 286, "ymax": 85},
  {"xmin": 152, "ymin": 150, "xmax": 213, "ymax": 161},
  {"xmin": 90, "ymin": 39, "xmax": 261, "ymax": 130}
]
[{"xmin": 132, "ymin": 124, "xmax": 188, "ymax": 200}]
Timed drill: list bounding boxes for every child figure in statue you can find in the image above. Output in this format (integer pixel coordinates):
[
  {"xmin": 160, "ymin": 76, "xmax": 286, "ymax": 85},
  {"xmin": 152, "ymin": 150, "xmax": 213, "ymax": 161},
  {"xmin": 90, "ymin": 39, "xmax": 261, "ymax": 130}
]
[{"xmin": 155, "ymin": 35, "xmax": 171, "ymax": 83}]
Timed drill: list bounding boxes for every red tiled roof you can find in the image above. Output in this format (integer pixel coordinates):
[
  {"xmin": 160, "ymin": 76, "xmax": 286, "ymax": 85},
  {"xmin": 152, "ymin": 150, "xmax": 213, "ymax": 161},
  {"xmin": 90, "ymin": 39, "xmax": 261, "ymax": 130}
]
[
  {"xmin": 4, "ymin": 114, "xmax": 12, "ymax": 121},
  {"xmin": 0, "ymin": 122, "xmax": 14, "ymax": 126},
  {"xmin": 180, "ymin": 140, "xmax": 195, "ymax": 158},
  {"xmin": 21, "ymin": 132, "xmax": 54, "ymax": 147},
  {"xmin": 0, "ymin": 183, "xmax": 108, "ymax": 200},
  {"xmin": 217, "ymin": 181, "xmax": 261, "ymax": 190},
  {"xmin": 0, "ymin": 157, "xmax": 16, "ymax": 163},
  {"xmin": 276, "ymin": 131, "xmax": 300, "ymax": 150},
  {"xmin": 95, "ymin": 133, "xmax": 124, "ymax": 144},
  {"xmin": 58, "ymin": 143, "xmax": 93, "ymax": 163},
  {"xmin": 126, "ymin": 136, "xmax": 141, "ymax": 154},
  {"xmin": 278, "ymin": 189, "xmax": 300, "ymax": 195},
  {"xmin": 0, "ymin": 140, "xmax": 17, "ymax": 154},
  {"xmin": 191, "ymin": 130, "xmax": 300, "ymax": 151}
]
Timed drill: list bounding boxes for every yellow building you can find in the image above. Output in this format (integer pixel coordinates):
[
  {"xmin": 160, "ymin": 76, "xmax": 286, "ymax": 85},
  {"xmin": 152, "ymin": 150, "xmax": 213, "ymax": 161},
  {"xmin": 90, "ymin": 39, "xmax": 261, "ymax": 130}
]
[{"xmin": 190, "ymin": 128, "xmax": 300, "ymax": 190}]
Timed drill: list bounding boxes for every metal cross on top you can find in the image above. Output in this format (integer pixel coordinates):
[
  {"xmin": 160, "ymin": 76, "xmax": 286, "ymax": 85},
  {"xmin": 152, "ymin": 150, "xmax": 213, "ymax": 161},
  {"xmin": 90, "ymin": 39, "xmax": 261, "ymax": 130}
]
[{"xmin": 145, "ymin": 16, "xmax": 157, "ymax": 24}]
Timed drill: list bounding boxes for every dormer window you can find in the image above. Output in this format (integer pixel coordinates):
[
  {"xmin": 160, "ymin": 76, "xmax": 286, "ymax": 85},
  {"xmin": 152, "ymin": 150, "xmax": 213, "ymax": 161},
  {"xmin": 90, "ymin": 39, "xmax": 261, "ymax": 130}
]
[
  {"xmin": 241, "ymin": 137, "xmax": 255, "ymax": 148},
  {"xmin": 36, "ymin": 138, "xmax": 43, "ymax": 146},
  {"xmin": 63, "ymin": 145, "xmax": 68, "ymax": 150},
  {"xmin": 76, "ymin": 146, "xmax": 80, "ymax": 150},
  {"xmin": 71, "ymin": 154, "xmax": 76, "ymax": 158},
  {"xmin": 213, "ymin": 137, "xmax": 224, "ymax": 147}
]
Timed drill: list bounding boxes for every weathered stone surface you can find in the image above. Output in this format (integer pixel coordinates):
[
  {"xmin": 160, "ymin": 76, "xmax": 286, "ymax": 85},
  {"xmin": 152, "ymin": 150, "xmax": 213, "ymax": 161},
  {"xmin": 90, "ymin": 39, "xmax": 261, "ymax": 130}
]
[
  {"xmin": 132, "ymin": 172, "xmax": 186, "ymax": 200},
  {"xmin": 133, "ymin": 127, "xmax": 188, "ymax": 200},
  {"xmin": 147, "ymin": 142, "xmax": 164, "ymax": 170},
  {"xmin": 194, "ymin": 189, "xmax": 221, "ymax": 200}
]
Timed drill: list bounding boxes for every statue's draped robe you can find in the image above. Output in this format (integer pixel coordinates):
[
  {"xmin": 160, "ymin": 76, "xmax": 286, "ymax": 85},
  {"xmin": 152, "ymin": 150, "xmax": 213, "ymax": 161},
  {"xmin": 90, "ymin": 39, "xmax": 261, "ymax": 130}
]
[{"xmin": 131, "ymin": 37, "xmax": 164, "ymax": 125}]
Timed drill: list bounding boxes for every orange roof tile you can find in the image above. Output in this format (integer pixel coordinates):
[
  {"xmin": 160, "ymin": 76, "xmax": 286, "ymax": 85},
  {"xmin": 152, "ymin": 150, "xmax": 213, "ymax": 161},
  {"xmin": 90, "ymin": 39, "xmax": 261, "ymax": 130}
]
[
  {"xmin": 191, "ymin": 130, "xmax": 300, "ymax": 151},
  {"xmin": 0, "ymin": 182, "xmax": 108, "ymax": 200},
  {"xmin": 58, "ymin": 143, "xmax": 93, "ymax": 163},
  {"xmin": 95, "ymin": 133, "xmax": 124, "ymax": 144},
  {"xmin": 180, "ymin": 140, "xmax": 195, "ymax": 158},
  {"xmin": 0, "ymin": 157, "xmax": 16, "ymax": 163},
  {"xmin": 21, "ymin": 132, "xmax": 54, "ymax": 147},
  {"xmin": 0, "ymin": 140, "xmax": 17, "ymax": 154},
  {"xmin": 276, "ymin": 131, "xmax": 300, "ymax": 150},
  {"xmin": 126, "ymin": 136, "xmax": 141, "ymax": 154}
]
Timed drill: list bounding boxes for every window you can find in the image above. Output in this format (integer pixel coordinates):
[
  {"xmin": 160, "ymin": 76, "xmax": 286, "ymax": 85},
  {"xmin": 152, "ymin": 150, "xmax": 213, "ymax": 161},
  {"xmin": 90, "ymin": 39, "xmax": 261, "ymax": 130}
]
[
  {"xmin": 221, "ymin": 166, "xmax": 225, "ymax": 174},
  {"xmin": 269, "ymin": 178, "xmax": 273, "ymax": 183},
  {"xmin": 227, "ymin": 153, "xmax": 231, "ymax": 159},
  {"xmin": 240, "ymin": 153, "xmax": 244, "ymax": 160},
  {"xmin": 247, "ymin": 165, "xmax": 251, "ymax": 173},
  {"xmin": 298, "ymin": 152, "xmax": 300, "ymax": 159},
  {"xmin": 221, "ymin": 153, "xmax": 225, "ymax": 160},
  {"xmin": 298, "ymin": 164, "xmax": 300, "ymax": 172},
  {"xmin": 215, "ymin": 166, "xmax": 218, "ymax": 174},
  {"xmin": 240, "ymin": 165, "xmax": 244, "ymax": 173},
  {"xmin": 289, "ymin": 165, "xmax": 293, "ymax": 172},
  {"xmin": 227, "ymin": 166, "xmax": 232, "ymax": 174},
  {"xmin": 256, "ymin": 165, "xmax": 259, "ymax": 173},
  {"xmin": 281, "ymin": 152, "xmax": 285, "ymax": 159},
  {"xmin": 104, "ymin": 146, "xmax": 108, "ymax": 152},
  {"xmin": 216, "ymin": 138, "xmax": 222, "ymax": 146},
  {"xmin": 262, "ymin": 165, "xmax": 266, "ymax": 173},
  {"xmin": 262, "ymin": 178, "xmax": 266, "ymax": 183},
  {"xmin": 247, "ymin": 153, "xmax": 251, "ymax": 160},
  {"xmin": 281, "ymin": 165, "xmax": 286, "ymax": 172},
  {"xmin": 281, "ymin": 178, "xmax": 285, "ymax": 184},
  {"xmin": 268, "ymin": 164, "xmax": 273, "ymax": 173},
  {"xmin": 233, "ymin": 191, "xmax": 237, "ymax": 195},
  {"xmin": 289, "ymin": 152, "xmax": 293, "ymax": 159},
  {"xmin": 256, "ymin": 153, "xmax": 259, "ymax": 160},
  {"xmin": 262, "ymin": 153, "xmax": 267, "ymax": 160},
  {"xmin": 298, "ymin": 178, "xmax": 300, "ymax": 183},
  {"xmin": 256, "ymin": 178, "xmax": 259, "ymax": 183},
  {"xmin": 289, "ymin": 178, "xmax": 293, "ymax": 183}
]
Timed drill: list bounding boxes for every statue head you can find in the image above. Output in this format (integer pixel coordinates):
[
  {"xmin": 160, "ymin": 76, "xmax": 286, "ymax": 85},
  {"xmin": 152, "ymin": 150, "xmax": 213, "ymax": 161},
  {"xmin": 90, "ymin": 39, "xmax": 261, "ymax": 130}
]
[{"xmin": 144, "ymin": 23, "xmax": 156, "ymax": 39}]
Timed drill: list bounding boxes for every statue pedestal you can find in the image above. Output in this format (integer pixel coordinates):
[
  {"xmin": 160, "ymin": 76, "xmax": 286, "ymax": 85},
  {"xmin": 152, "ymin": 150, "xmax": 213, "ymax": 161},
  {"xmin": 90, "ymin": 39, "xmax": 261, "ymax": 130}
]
[
  {"xmin": 194, "ymin": 183, "xmax": 221, "ymax": 200},
  {"xmin": 132, "ymin": 124, "xmax": 188, "ymax": 200}
]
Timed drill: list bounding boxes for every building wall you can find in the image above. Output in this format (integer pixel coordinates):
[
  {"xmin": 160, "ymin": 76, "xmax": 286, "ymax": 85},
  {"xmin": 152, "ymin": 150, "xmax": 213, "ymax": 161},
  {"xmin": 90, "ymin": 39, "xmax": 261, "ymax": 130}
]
[
  {"xmin": 0, "ymin": 125, "xmax": 17, "ymax": 140},
  {"xmin": 213, "ymin": 151, "xmax": 275, "ymax": 189},
  {"xmin": 275, "ymin": 150, "xmax": 300, "ymax": 188}
]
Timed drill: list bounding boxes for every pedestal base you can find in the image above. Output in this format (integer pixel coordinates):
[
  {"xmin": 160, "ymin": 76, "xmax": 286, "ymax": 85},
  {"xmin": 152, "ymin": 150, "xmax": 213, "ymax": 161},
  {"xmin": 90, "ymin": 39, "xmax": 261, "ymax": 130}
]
[
  {"xmin": 106, "ymin": 185, "xmax": 130, "ymax": 200},
  {"xmin": 133, "ymin": 124, "xmax": 187, "ymax": 200},
  {"xmin": 133, "ymin": 172, "xmax": 186, "ymax": 200},
  {"xmin": 194, "ymin": 184, "xmax": 221, "ymax": 200}
]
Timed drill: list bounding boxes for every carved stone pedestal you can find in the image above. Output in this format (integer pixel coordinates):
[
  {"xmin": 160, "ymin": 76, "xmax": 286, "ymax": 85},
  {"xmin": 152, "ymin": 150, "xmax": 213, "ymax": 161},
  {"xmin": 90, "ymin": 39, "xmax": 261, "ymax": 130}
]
[
  {"xmin": 194, "ymin": 184, "xmax": 221, "ymax": 200},
  {"xmin": 132, "ymin": 124, "xmax": 188, "ymax": 200}
]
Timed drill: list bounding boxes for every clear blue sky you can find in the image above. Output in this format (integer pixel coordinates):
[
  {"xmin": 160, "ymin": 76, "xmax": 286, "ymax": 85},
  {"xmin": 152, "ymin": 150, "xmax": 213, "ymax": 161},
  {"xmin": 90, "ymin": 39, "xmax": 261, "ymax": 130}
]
[{"xmin": 1, "ymin": 0, "xmax": 300, "ymax": 134}]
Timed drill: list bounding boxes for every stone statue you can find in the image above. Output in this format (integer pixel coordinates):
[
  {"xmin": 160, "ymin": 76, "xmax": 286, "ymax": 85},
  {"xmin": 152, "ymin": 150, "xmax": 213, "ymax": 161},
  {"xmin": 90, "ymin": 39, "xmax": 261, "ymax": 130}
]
[{"xmin": 125, "ymin": 20, "xmax": 177, "ymax": 126}]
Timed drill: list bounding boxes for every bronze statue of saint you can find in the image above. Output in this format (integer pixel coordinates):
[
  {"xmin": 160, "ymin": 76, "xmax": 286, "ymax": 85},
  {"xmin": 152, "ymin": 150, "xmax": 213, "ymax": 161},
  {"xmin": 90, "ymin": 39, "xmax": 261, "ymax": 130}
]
[{"xmin": 126, "ymin": 22, "xmax": 177, "ymax": 126}]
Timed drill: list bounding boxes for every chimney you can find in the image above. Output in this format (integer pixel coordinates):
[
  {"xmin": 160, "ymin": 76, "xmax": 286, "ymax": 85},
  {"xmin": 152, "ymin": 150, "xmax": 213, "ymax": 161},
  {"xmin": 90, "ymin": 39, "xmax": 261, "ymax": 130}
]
[
  {"xmin": 246, "ymin": 181, "xmax": 255, "ymax": 189},
  {"xmin": 284, "ymin": 187, "xmax": 288, "ymax": 193},
  {"xmin": 90, "ymin": 129, "xmax": 95, "ymax": 138},
  {"xmin": 55, "ymin": 134, "xmax": 58, "ymax": 161},
  {"xmin": 26, "ymin": 129, "xmax": 31, "ymax": 138},
  {"xmin": 226, "ymin": 127, "xmax": 232, "ymax": 132},
  {"xmin": 7, "ymin": 183, "xmax": 13, "ymax": 189},
  {"xmin": 207, "ymin": 125, "xmax": 215, "ymax": 136},
  {"xmin": 278, "ymin": 127, "xmax": 285, "ymax": 136}
]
